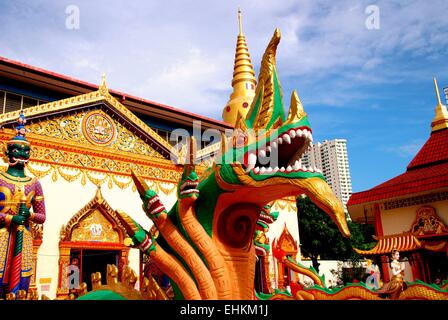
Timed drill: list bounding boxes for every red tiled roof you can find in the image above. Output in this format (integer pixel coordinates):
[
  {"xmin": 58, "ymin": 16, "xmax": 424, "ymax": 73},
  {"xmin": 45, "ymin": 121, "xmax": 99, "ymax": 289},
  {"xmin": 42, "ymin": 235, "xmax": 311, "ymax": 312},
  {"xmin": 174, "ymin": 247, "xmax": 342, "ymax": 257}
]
[
  {"xmin": 407, "ymin": 129, "xmax": 448, "ymax": 170},
  {"xmin": 348, "ymin": 127, "xmax": 448, "ymax": 206},
  {"xmin": 347, "ymin": 161, "xmax": 448, "ymax": 206}
]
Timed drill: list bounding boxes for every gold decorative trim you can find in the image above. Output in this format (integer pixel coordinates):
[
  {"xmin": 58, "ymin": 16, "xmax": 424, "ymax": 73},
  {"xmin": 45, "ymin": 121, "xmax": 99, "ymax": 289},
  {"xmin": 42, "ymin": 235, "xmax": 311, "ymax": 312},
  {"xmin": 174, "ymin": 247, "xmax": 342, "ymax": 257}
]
[
  {"xmin": 34, "ymin": 195, "xmax": 44, "ymax": 202},
  {"xmin": 110, "ymin": 175, "xmax": 133, "ymax": 190},
  {"xmin": 0, "ymin": 129, "xmax": 171, "ymax": 166},
  {"xmin": 25, "ymin": 162, "xmax": 178, "ymax": 194},
  {"xmin": 0, "ymin": 171, "xmax": 32, "ymax": 183},
  {"xmin": 0, "ymin": 124, "xmax": 194, "ymax": 190},
  {"xmin": 197, "ymin": 142, "xmax": 221, "ymax": 158},
  {"xmin": 271, "ymin": 199, "xmax": 297, "ymax": 212},
  {"xmin": 0, "ymin": 85, "xmax": 176, "ymax": 157},
  {"xmin": 30, "ymin": 221, "xmax": 43, "ymax": 240}
]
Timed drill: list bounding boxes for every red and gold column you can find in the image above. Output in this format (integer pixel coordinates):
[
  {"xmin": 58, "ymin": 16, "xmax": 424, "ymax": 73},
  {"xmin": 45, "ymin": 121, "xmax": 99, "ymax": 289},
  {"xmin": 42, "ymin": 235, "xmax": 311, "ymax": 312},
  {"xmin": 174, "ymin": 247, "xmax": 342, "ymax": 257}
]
[{"xmin": 56, "ymin": 247, "xmax": 70, "ymax": 298}]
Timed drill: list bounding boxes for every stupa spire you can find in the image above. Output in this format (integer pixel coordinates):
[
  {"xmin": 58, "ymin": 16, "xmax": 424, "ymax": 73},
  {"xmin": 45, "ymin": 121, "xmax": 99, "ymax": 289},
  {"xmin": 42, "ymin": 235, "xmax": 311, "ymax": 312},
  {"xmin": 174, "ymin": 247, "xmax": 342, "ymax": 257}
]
[
  {"xmin": 222, "ymin": 8, "xmax": 257, "ymax": 126},
  {"xmin": 238, "ymin": 7, "xmax": 243, "ymax": 35},
  {"xmin": 431, "ymin": 77, "xmax": 448, "ymax": 132}
]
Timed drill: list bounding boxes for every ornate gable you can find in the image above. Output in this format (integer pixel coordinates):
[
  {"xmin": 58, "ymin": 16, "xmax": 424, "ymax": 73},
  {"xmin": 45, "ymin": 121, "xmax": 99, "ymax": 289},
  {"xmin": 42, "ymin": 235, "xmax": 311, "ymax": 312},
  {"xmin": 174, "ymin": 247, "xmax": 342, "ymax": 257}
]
[
  {"xmin": 273, "ymin": 223, "xmax": 298, "ymax": 257},
  {"xmin": 411, "ymin": 206, "xmax": 448, "ymax": 236},
  {"xmin": 0, "ymin": 76, "xmax": 175, "ymax": 160},
  {"xmin": 28, "ymin": 109, "xmax": 164, "ymax": 159},
  {"xmin": 60, "ymin": 188, "xmax": 127, "ymax": 243},
  {"xmin": 0, "ymin": 77, "xmax": 184, "ymax": 189}
]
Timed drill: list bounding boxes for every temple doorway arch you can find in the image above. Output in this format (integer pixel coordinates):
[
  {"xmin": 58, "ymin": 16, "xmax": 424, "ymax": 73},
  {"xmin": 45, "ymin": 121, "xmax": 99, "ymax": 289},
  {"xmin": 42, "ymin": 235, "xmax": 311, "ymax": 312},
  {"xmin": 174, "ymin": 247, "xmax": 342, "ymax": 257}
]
[
  {"xmin": 56, "ymin": 188, "xmax": 130, "ymax": 298},
  {"xmin": 273, "ymin": 224, "xmax": 298, "ymax": 289}
]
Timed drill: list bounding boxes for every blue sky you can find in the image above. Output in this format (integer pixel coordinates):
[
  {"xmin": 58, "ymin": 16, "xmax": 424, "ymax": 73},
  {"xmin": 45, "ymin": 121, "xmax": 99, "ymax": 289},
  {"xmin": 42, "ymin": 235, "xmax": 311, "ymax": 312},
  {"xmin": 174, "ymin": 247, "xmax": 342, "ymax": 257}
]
[{"xmin": 0, "ymin": 0, "xmax": 447, "ymax": 192}]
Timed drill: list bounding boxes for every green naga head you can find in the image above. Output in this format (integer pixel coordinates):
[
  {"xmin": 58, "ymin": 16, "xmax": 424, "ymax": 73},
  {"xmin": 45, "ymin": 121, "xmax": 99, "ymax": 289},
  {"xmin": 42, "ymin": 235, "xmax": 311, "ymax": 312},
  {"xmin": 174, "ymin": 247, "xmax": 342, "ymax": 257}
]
[
  {"xmin": 215, "ymin": 29, "xmax": 350, "ymax": 238},
  {"xmin": 254, "ymin": 204, "xmax": 279, "ymax": 256},
  {"xmin": 177, "ymin": 137, "xmax": 200, "ymax": 200},
  {"xmin": 257, "ymin": 204, "xmax": 279, "ymax": 230}
]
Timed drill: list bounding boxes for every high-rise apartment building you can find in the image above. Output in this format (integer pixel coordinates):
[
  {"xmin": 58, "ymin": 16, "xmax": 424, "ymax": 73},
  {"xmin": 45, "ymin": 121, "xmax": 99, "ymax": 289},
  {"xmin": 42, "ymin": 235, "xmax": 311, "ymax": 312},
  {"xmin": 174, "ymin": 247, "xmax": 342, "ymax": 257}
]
[{"xmin": 302, "ymin": 139, "xmax": 353, "ymax": 210}]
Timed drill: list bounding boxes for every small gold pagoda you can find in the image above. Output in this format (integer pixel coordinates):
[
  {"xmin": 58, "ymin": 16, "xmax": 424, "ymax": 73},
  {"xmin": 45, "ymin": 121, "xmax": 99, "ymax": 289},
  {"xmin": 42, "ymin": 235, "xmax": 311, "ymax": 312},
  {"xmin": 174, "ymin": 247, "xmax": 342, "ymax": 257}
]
[{"xmin": 222, "ymin": 8, "xmax": 257, "ymax": 126}]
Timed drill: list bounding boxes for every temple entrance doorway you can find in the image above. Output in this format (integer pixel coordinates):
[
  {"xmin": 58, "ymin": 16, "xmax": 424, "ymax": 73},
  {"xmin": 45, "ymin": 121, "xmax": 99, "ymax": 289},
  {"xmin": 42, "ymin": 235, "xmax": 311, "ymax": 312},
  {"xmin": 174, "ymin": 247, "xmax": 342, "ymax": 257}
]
[
  {"xmin": 422, "ymin": 251, "xmax": 447, "ymax": 284},
  {"xmin": 73, "ymin": 249, "xmax": 119, "ymax": 291},
  {"xmin": 56, "ymin": 189, "xmax": 131, "ymax": 298}
]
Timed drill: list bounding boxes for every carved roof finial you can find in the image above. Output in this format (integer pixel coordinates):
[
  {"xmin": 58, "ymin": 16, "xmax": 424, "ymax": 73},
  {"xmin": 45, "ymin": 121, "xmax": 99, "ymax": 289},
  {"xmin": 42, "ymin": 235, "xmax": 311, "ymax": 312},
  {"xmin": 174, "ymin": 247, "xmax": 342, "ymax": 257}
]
[
  {"xmin": 95, "ymin": 186, "xmax": 104, "ymax": 204},
  {"xmin": 99, "ymin": 72, "xmax": 108, "ymax": 95}
]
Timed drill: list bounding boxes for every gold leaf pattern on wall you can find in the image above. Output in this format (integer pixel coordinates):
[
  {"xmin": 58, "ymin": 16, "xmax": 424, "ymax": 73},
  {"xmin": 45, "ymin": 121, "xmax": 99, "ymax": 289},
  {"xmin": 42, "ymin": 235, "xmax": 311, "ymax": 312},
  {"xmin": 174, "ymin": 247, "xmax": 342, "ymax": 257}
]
[
  {"xmin": 25, "ymin": 162, "xmax": 177, "ymax": 194},
  {"xmin": 29, "ymin": 111, "xmax": 164, "ymax": 159},
  {"xmin": 271, "ymin": 198, "xmax": 297, "ymax": 212}
]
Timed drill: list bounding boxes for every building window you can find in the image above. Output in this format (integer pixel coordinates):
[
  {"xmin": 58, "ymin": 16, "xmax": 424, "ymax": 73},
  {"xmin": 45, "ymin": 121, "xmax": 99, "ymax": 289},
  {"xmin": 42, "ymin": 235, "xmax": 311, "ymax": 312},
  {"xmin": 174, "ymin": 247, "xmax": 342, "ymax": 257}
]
[{"xmin": 1, "ymin": 90, "xmax": 47, "ymax": 114}]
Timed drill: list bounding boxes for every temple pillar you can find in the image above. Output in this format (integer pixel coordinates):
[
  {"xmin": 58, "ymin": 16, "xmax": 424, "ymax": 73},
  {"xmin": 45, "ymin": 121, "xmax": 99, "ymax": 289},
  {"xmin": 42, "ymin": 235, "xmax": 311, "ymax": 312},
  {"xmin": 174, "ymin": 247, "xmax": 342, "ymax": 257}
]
[
  {"xmin": 276, "ymin": 260, "xmax": 285, "ymax": 290},
  {"xmin": 56, "ymin": 246, "xmax": 71, "ymax": 298},
  {"xmin": 262, "ymin": 255, "xmax": 272, "ymax": 293},
  {"xmin": 410, "ymin": 252, "xmax": 424, "ymax": 282},
  {"xmin": 380, "ymin": 255, "xmax": 390, "ymax": 283},
  {"xmin": 374, "ymin": 203, "xmax": 390, "ymax": 282},
  {"xmin": 118, "ymin": 249, "xmax": 130, "ymax": 280},
  {"xmin": 373, "ymin": 203, "xmax": 384, "ymax": 237}
]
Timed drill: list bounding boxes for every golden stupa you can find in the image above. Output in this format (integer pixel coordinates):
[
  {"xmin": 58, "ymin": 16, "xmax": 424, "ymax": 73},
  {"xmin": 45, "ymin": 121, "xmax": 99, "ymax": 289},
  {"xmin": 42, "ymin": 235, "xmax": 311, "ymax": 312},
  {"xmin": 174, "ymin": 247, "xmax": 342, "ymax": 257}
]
[{"xmin": 222, "ymin": 9, "xmax": 257, "ymax": 126}]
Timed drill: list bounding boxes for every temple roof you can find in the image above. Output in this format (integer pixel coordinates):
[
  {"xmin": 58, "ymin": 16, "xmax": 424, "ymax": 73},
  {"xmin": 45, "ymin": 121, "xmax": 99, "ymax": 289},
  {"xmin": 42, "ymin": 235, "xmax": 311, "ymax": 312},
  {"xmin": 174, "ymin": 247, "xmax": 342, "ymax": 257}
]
[
  {"xmin": 354, "ymin": 233, "xmax": 422, "ymax": 255},
  {"xmin": 348, "ymin": 80, "xmax": 448, "ymax": 207},
  {"xmin": 0, "ymin": 75, "xmax": 176, "ymax": 160},
  {"xmin": 348, "ymin": 160, "xmax": 448, "ymax": 206},
  {"xmin": 407, "ymin": 128, "xmax": 448, "ymax": 170},
  {"xmin": 0, "ymin": 56, "xmax": 233, "ymax": 130}
]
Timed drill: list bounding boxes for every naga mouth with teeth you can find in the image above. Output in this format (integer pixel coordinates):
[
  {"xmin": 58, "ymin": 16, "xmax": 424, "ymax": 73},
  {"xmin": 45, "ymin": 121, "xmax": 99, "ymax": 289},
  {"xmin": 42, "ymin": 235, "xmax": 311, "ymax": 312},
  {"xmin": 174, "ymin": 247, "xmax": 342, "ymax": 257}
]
[
  {"xmin": 179, "ymin": 180, "xmax": 200, "ymax": 196},
  {"xmin": 224, "ymin": 120, "xmax": 350, "ymax": 238},
  {"xmin": 243, "ymin": 126, "xmax": 320, "ymax": 176},
  {"xmin": 145, "ymin": 192, "xmax": 166, "ymax": 216}
]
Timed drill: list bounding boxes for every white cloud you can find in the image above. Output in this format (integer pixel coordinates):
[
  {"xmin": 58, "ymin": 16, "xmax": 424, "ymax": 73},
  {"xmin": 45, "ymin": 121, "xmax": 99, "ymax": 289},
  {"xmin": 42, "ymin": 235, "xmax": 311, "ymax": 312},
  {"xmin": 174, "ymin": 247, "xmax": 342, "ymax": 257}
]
[
  {"xmin": 136, "ymin": 47, "xmax": 229, "ymax": 115},
  {"xmin": 386, "ymin": 139, "xmax": 426, "ymax": 158},
  {"xmin": 0, "ymin": 0, "xmax": 447, "ymax": 119}
]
